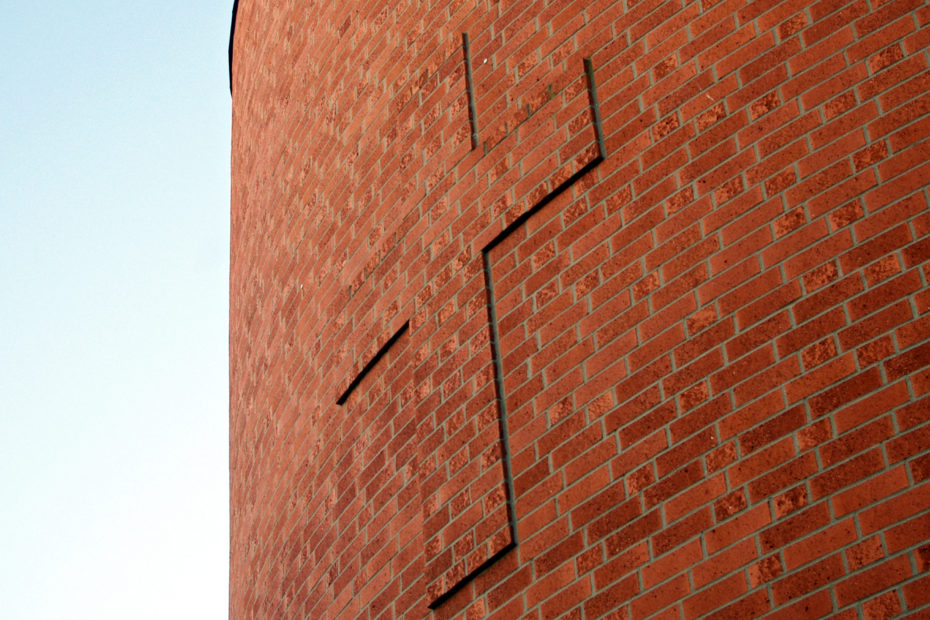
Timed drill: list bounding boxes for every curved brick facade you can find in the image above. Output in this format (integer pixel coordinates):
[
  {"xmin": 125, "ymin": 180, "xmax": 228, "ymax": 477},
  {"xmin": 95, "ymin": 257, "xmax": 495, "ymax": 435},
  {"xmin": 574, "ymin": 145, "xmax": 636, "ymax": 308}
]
[{"xmin": 229, "ymin": 1, "xmax": 930, "ymax": 618}]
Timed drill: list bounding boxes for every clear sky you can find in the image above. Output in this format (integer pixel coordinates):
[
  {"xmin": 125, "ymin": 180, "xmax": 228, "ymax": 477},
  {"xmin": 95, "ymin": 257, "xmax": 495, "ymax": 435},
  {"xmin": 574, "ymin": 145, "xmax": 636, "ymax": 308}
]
[{"xmin": 1, "ymin": 2, "xmax": 230, "ymax": 618}]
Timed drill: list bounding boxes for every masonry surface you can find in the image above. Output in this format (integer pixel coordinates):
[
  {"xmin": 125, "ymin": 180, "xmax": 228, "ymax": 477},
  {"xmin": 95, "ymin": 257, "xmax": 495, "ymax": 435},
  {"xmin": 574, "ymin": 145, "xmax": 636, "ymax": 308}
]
[{"xmin": 229, "ymin": 1, "xmax": 930, "ymax": 618}]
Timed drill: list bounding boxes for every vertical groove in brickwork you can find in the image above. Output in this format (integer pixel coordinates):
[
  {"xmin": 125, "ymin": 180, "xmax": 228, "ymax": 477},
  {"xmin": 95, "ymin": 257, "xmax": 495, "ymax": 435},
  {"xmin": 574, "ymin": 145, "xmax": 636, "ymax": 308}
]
[
  {"xmin": 463, "ymin": 32, "xmax": 479, "ymax": 151},
  {"xmin": 230, "ymin": 1, "xmax": 930, "ymax": 618},
  {"xmin": 481, "ymin": 247, "xmax": 518, "ymax": 547},
  {"xmin": 584, "ymin": 57, "xmax": 607, "ymax": 161}
]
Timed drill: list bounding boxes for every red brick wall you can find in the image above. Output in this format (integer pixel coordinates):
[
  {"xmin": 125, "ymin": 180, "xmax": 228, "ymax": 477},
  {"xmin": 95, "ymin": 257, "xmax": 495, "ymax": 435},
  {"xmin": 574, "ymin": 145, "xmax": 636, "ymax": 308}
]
[{"xmin": 229, "ymin": 1, "xmax": 930, "ymax": 617}]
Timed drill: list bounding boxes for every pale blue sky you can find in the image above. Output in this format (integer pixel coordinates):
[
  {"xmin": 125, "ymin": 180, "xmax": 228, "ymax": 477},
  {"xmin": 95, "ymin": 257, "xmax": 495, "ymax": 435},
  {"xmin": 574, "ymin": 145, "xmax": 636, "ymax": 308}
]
[{"xmin": 1, "ymin": 2, "xmax": 230, "ymax": 618}]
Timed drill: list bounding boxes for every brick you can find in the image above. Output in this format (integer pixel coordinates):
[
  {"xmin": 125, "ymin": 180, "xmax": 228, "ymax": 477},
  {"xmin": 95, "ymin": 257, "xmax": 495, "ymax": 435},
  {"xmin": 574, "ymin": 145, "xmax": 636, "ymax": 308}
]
[
  {"xmin": 714, "ymin": 488, "xmax": 748, "ymax": 522},
  {"xmin": 657, "ymin": 427, "xmax": 718, "ymax": 478},
  {"xmin": 835, "ymin": 380, "xmax": 910, "ymax": 433},
  {"xmin": 683, "ymin": 572, "xmax": 748, "ymax": 618},
  {"xmin": 749, "ymin": 554, "xmax": 784, "ymax": 587},
  {"xmin": 785, "ymin": 353, "xmax": 857, "ymax": 404},
  {"xmin": 860, "ymin": 480, "xmax": 930, "ymax": 534},
  {"xmin": 707, "ymin": 503, "xmax": 771, "ymax": 554},
  {"xmin": 885, "ymin": 339, "xmax": 930, "ymax": 381},
  {"xmin": 886, "ymin": 424, "xmax": 930, "ymax": 464},
  {"xmin": 603, "ymin": 509, "xmax": 663, "ymax": 557},
  {"xmin": 740, "ymin": 406, "xmax": 806, "ymax": 454},
  {"xmin": 856, "ymin": 335, "xmax": 896, "ymax": 367},
  {"xmin": 839, "ymin": 302, "xmax": 913, "ymax": 354},
  {"xmin": 802, "ymin": 337, "xmax": 838, "ymax": 369},
  {"xmin": 720, "ymin": 391, "xmax": 786, "ymax": 440},
  {"xmin": 811, "ymin": 447, "xmax": 886, "ymax": 499},
  {"xmin": 771, "ymin": 553, "xmax": 845, "ymax": 605},
  {"xmin": 642, "ymin": 538, "xmax": 702, "ymax": 588},
  {"xmin": 582, "ymin": 573, "xmax": 639, "ymax": 619},
  {"xmin": 761, "ymin": 590, "xmax": 832, "ymax": 620},
  {"xmin": 593, "ymin": 541, "xmax": 649, "ymax": 591},
  {"xmin": 629, "ymin": 574, "xmax": 688, "ymax": 619},
  {"xmin": 747, "ymin": 452, "xmax": 818, "ymax": 503},
  {"xmin": 714, "ymin": 345, "xmax": 776, "ymax": 394},
  {"xmin": 761, "ymin": 500, "xmax": 831, "ymax": 552},
  {"xmin": 819, "ymin": 416, "xmax": 894, "ymax": 467},
  {"xmin": 773, "ymin": 484, "xmax": 809, "ymax": 519},
  {"xmin": 736, "ymin": 280, "xmax": 803, "ymax": 329},
  {"xmin": 784, "ymin": 229, "xmax": 855, "ymax": 281},
  {"xmin": 797, "ymin": 418, "xmax": 833, "ymax": 452},
  {"xmin": 862, "ymin": 591, "xmax": 903, "ymax": 620},
  {"xmin": 706, "ymin": 440, "xmax": 739, "ymax": 474},
  {"xmin": 230, "ymin": 3, "xmax": 930, "ymax": 617},
  {"xmin": 846, "ymin": 270, "xmax": 922, "ymax": 321},
  {"xmin": 903, "ymin": 574, "xmax": 930, "ymax": 609},
  {"xmin": 776, "ymin": 306, "xmax": 846, "ymax": 357},
  {"xmin": 834, "ymin": 556, "xmax": 912, "ymax": 607},
  {"xmin": 897, "ymin": 313, "xmax": 930, "ymax": 349},
  {"xmin": 728, "ymin": 436, "xmax": 795, "ymax": 489},
  {"xmin": 733, "ymin": 356, "xmax": 801, "ymax": 406},
  {"xmin": 808, "ymin": 171, "xmax": 877, "ymax": 220},
  {"xmin": 846, "ymin": 535, "xmax": 885, "ymax": 571},
  {"xmin": 832, "ymin": 465, "xmax": 911, "ymax": 518},
  {"xmin": 783, "ymin": 516, "xmax": 857, "ymax": 571}
]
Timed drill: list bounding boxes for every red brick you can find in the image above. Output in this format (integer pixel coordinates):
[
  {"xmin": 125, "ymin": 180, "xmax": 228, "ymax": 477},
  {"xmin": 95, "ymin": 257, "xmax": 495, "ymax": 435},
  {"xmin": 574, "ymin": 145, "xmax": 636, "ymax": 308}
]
[
  {"xmin": 784, "ymin": 229, "xmax": 855, "ymax": 280},
  {"xmin": 642, "ymin": 538, "xmax": 702, "ymax": 588},
  {"xmin": 902, "ymin": 573, "xmax": 930, "ymax": 609},
  {"xmin": 834, "ymin": 556, "xmax": 913, "ymax": 607},
  {"xmin": 771, "ymin": 553, "xmax": 845, "ymax": 605},
  {"xmin": 847, "ymin": 269, "xmax": 922, "ymax": 321},
  {"xmin": 630, "ymin": 574, "xmax": 688, "ymax": 619},
  {"xmin": 773, "ymin": 484, "xmax": 809, "ymax": 519},
  {"xmin": 831, "ymin": 465, "xmax": 910, "ymax": 518},
  {"xmin": 811, "ymin": 447, "xmax": 886, "ymax": 499},
  {"xmin": 230, "ymin": 3, "xmax": 930, "ymax": 617},
  {"xmin": 749, "ymin": 554, "xmax": 784, "ymax": 587},
  {"xmin": 855, "ymin": 0, "xmax": 925, "ymax": 37},
  {"xmin": 739, "ymin": 405, "xmax": 806, "ymax": 454},
  {"xmin": 728, "ymin": 436, "xmax": 795, "ymax": 488},
  {"xmin": 885, "ymin": 339, "xmax": 930, "ymax": 381},
  {"xmin": 760, "ymin": 590, "xmax": 832, "ymax": 620},
  {"xmin": 819, "ymin": 416, "xmax": 894, "ymax": 467},
  {"xmin": 797, "ymin": 418, "xmax": 833, "ymax": 452},
  {"xmin": 684, "ymin": 572, "xmax": 748, "ymax": 618},
  {"xmin": 785, "ymin": 353, "xmax": 857, "ymax": 403},
  {"xmin": 719, "ymin": 391, "xmax": 785, "ymax": 439},
  {"xmin": 783, "ymin": 516, "xmax": 857, "ymax": 571},
  {"xmin": 846, "ymin": 535, "xmax": 885, "ymax": 571},
  {"xmin": 602, "ymin": 509, "xmax": 663, "ymax": 557},
  {"xmin": 706, "ymin": 440, "xmax": 739, "ymax": 474},
  {"xmin": 736, "ymin": 280, "xmax": 803, "ymax": 329},
  {"xmin": 582, "ymin": 573, "xmax": 638, "ymax": 619},
  {"xmin": 896, "ymin": 312, "xmax": 930, "ymax": 349},
  {"xmin": 652, "ymin": 509, "xmax": 713, "ymax": 553},
  {"xmin": 840, "ymin": 300, "xmax": 913, "ymax": 350},
  {"xmin": 761, "ymin": 501, "xmax": 831, "ymax": 552},
  {"xmin": 887, "ymin": 423, "xmax": 930, "ymax": 464},
  {"xmin": 593, "ymin": 541, "xmax": 649, "ymax": 591},
  {"xmin": 748, "ymin": 452, "xmax": 819, "ymax": 503},
  {"xmin": 862, "ymin": 590, "xmax": 903, "ymax": 620},
  {"xmin": 734, "ymin": 356, "xmax": 801, "ymax": 405},
  {"xmin": 707, "ymin": 503, "xmax": 772, "ymax": 554},
  {"xmin": 776, "ymin": 306, "xmax": 846, "ymax": 357},
  {"xmin": 856, "ymin": 335, "xmax": 896, "ymax": 367},
  {"xmin": 860, "ymin": 479, "xmax": 930, "ymax": 534}
]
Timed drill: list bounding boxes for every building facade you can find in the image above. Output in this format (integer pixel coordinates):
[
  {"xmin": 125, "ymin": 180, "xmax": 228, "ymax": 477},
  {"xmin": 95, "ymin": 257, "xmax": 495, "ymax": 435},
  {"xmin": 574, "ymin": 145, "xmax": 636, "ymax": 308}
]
[{"xmin": 229, "ymin": 1, "xmax": 930, "ymax": 617}]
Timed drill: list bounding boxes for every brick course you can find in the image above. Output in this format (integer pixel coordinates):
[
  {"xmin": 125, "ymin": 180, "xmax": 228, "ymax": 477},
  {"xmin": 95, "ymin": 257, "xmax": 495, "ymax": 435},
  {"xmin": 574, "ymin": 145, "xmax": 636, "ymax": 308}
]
[{"xmin": 230, "ymin": 1, "xmax": 930, "ymax": 617}]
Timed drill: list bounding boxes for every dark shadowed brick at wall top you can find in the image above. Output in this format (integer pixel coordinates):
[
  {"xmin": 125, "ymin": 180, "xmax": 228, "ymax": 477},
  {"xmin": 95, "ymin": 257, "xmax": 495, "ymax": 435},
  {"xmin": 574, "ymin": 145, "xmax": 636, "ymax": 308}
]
[{"xmin": 229, "ymin": 1, "xmax": 930, "ymax": 618}]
